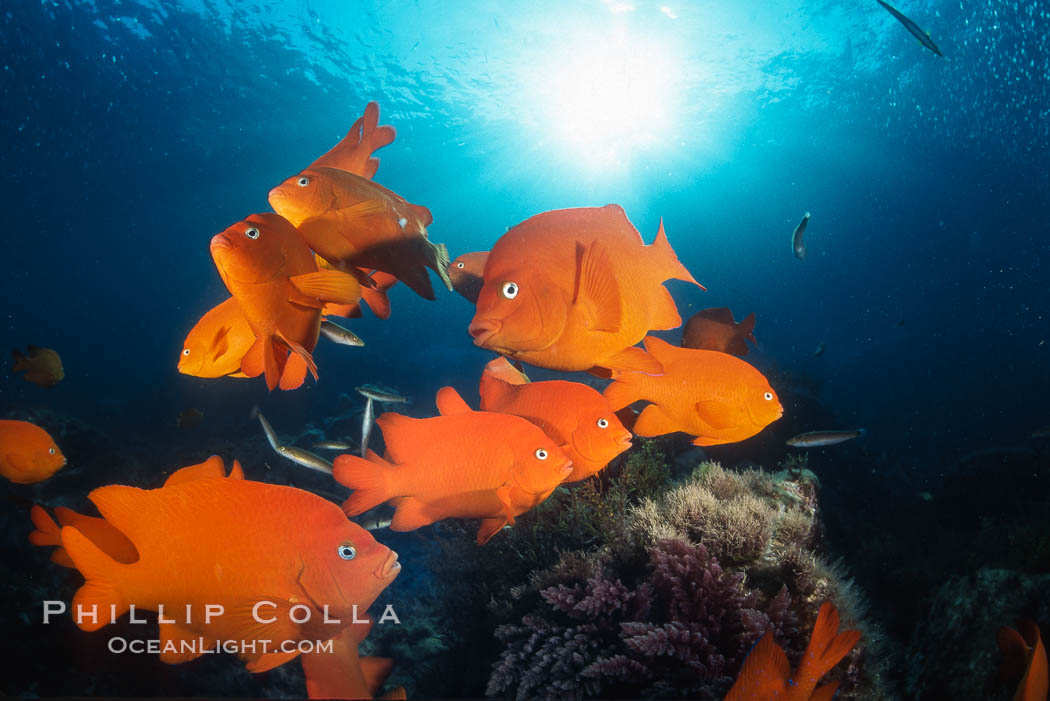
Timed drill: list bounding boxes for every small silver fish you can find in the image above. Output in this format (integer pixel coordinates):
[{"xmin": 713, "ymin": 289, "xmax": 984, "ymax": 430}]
[
  {"xmin": 360, "ymin": 396, "xmax": 374, "ymax": 458},
  {"xmin": 320, "ymin": 320, "xmax": 365, "ymax": 347},
  {"xmin": 312, "ymin": 441, "xmax": 355, "ymax": 451},
  {"xmin": 792, "ymin": 211, "xmax": 810, "ymax": 260},
  {"xmin": 253, "ymin": 408, "xmax": 334, "ymax": 474},
  {"xmin": 356, "ymin": 513, "xmax": 392, "ymax": 530},
  {"xmin": 813, "ymin": 342, "xmax": 826, "ymax": 357},
  {"xmin": 877, "ymin": 0, "xmax": 943, "ymax": 57},
  {"xmin": 356, "ymin": 385, "xmax": 409, "ymax": 404},
  {"xmin": 786, "ymin": 429, "xmax": 865, "ymax": 448}
]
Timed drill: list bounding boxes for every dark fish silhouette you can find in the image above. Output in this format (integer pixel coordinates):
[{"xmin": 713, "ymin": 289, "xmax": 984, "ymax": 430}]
[
  {"xmin": 792, "ymin": 212, "xmax": 810, "ymax": 260},
  {"xmin": 877, "ymin": 0, "xmax": 944, "ymax": 57}
]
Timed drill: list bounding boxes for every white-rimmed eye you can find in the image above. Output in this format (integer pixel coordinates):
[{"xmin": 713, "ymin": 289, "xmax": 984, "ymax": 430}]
[
  {"xmin": 763, "ymin": 392, "xmax": 773, "ymax": 401},
  {"xmin": 535, "ymin": 448, "xmax": 548, "ymax": 460},
  {"xmin": 456, "ymin": 262, "xmax": 465, "ymax": 268},
  {"xmin": 596, "ymin": 418, "xmax": 609, "ymax": 428},
  {"xmin": 48, "ymin": 448, "xmax": 56, "ymax": 455},
  {"xmin": 502, "ymin": 282, "xmax": 519, "ymax": 299},
  {"xmin": 182, "ymin": 349, "xmax": 191, "ymax": 356},
  {"xmin": 297, "ymin": 176, "xmax": 310, "ymax": 186},
  {"xmin": 337, "ymin": 544, "xmax": 357, "ymax": 560},
  {"xmin": 245, "ymin": 227, "xmax": 260, "ymax": 239}
]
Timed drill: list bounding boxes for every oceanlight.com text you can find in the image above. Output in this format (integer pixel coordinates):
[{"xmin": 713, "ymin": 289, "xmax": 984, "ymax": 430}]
[{"xmin": 106, "ymin": 636, "xmax": 335, "ymax": 656}]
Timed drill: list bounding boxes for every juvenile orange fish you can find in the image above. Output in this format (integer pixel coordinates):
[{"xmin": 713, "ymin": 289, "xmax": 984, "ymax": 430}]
[
  {"xmin": 62, "ymin": 476, "xmax": 401, "ymax": 672},
  {"xmin": 468, "ymin": 205, "xmax": 702, "ymax": 375},
  {"xmin": 681, "ymin": 308, "xmax": 757, "ymax": 356},
  {"xmin": 999, "ymin": 622, "xmax": 1049, "ymax": 701},
  {"xmin": 333, "ymin": 386, "xmax": 572, "ymax": 544},
  {"xmin": 309, "ymin": 101, "xmax": 396, "ymax": 179},
  {"xmin": 268, "ymin": 167, "xmax": 452, "ymax": 300},
  {"xmin": 725, "ymin": 601, "xmax": 861, "ymax": 701},
  {"xmin": 11, "ymin": 345, "xmax": 64, "ymax": 387},
  {"xmin": 603, "ymin": 336, "xmax": 783, "ymax": 446},
  {"xmin": 448, "ymin": 250, "xmax": 488, "ymax": 304},
  {"xmin": 0, "ymin": 420, "xmax": 65, "ymax": 484},
  {"xmin": 178, "ymin": 297, "xmax": 254, "ymax": 379},
  {"xmin": 301, "ymin": 619, "xmax": 405, "ymax": 700},
  {"xmin": 211, "ymin": 213, "xmax": 362, "ymax": 391},
  {"xmin": 480, "ymin": 357, "xmax": 631, "ymax": 482}
]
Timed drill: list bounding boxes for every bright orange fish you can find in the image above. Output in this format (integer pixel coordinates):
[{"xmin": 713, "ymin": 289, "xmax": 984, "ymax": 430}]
[
  {"xmin": 724, "ymin": 601, "xmax": 861, "ymax": 701},
  {"xmin": 480, "ymin": 357, "xmax": 632, "ymax": 482},
  {"xmin": 309, "ymin": 101, "xmax": 396, "ymax": 179},
  {"xmin": 178, "ymin": 297, "xmax": 254, "ymax": 379},
  {"xmin": 29, "ymin": 457, "xmax": 240, "ymax": 568},
  {"xmin": 448, "ymin": 250, "xmax": 488, "ymax": 304},
  {"xmin": 210, "ymin": 212, "xmax": 361, "ymax": 391},
  {"xmin": 11, "ymin": 345, "xmax": 64, "ymax": 387},
  {"xmin": 681, "ymin": 308, "xmax": 757, "ymax": 356},
  {"xmin": 333, "ymin": 386, "xmax": 572, "ymax": 544},
  {"xmin": 321, "ymin": 263, "xmax": 399, "ymax": 321},
  {"xmin": 0, "ymin": 420, "xmax": 65, "ymax": 484},
  {"xmin": 468, "ymin": 205, "xmax": 702, "ymax": 375},
  {"xmin": 603, "ymin": 336, "xmax": 783, "ymax": 446},
  {"xmin": 268, "ymin": 167, "xmax": 452, "ymax": 300},
  {"xmin": 999, "ymin": 622, "xmax": 1049, "ymax": 701},
  {"xmin": 62, "ymin": 476, "xmax": 401, "ymax": 672},
  {"xmin": 301, "ymin": 619, "xmax": 405, "ymax": 700}
]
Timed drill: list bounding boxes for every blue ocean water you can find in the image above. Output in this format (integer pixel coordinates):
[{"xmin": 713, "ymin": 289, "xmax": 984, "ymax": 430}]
[{"xmin": 2, "ymin": 0, "xmax": 1049, "ymax": 698}]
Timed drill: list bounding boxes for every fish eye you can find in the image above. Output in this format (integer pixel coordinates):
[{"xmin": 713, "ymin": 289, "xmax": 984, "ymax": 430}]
[
  {"xmin": 245, "ymin": 227, "xmax": 260, "ymax": 239},
  {"xmin": 535, "ymin": 448, "xmax": 548, "ymax": 460},
  {"xmin": 456, "ymin": 262, "xmax": 465, "ymax": 268},
  {"xmin": 596, "ymin": 418, "xmax": 609, "ymax": 428},
  {"xmin": 182, "ymin": 348, "xmax": 191, "ymax": 356},
  {"xmin": 337, "ymin": 543, "xmax": 357, "ymax": 560},
  {"xmin": 297, "ymin": 176, "xmax": 310, "ymax": 187},
  {"xmin": 48, "ymin": 448, "xmax": 56, "ymax": 455},
  {"xmin": 763, "ymin": 392, "xmax": 773, "ymax": 401},
  {"xmin": 502, "ymin": 282, "xmax": 519, "ymax": 299}
]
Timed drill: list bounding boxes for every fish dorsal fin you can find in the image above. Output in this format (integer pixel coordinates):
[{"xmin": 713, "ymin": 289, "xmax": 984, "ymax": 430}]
[
  {"xmin": 641, "ymin": 335, "xmax": 681, "ymax": 365},
  {"xmin": 229, "ymin": 460, "xmax": 245, "ymax": 479},
  {"xmin": 723, "ymin": 632, "xmax": 790, "ymax": 700},
  {"xmin": 435, "ymin": 386, "xmax": 473, "ymax": 415},
  {"xmin": 482, "ymin": 356, "xmax": 530, "ymax": 386},
  {"xmin": 695, "ymin": 400, "xmax": 738, "ymax": 430},
  {"xmin": 374, "ymin": 413, "xmax": 429, "ymax": 464},
  {"xmin": 407, "ymin": 202, "xmax": 434, "ymax": 228},
  {"xmin": 572, "ymin": 240, "xmax": 622, "ymax": 333},
  {"xmin": 649, "ymin": 218, "xmax": 703, "ymax": 288},
  {"xmin": 86, "ymin": 485, "xmax": 156, "ymax": 544},
  {"xmin": 290, "ymin": 270, "xmax": 362, "ymax": 306},
  {"xmin": 698, "ymin": 307, "xmax": 736, "ymax": 325},
  {"xmin": 361, "ymin": 656, "xmax": 395, "ymax": 696},
  {"xmin": 164, "ymin": 455, "xmax": 228, "ymax": 487}
]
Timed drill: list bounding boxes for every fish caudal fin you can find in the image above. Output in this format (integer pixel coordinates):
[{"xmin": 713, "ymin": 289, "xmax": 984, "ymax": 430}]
[
  {"xmin": 61, "ymin": 526, "xmax": 127, "ymax": 631},
  {"xmin": 740, "ymin": 312, "xmax": 757, "ymax": 345},
  {"xmin": 28, "ymin": 504, "xmax": 61, "ymax": 547},
  {"xmin": 425, "ymin": 240, "xmax": 453, "ymax": 292},
  {"xmin": 724, "ymin": 631, "xmax": 790, "ymax": 700},
  {"xmin": 10, "ymin": 348, "xmax": 29, "ymax": 373},
  {"xmin": 792, "ymin": 602, "xmax": 862, "ymax": 697},
  {"xmin": 650, "ymin": 219, "xmax": 704, "ymax": 289},
  {"xmin": 334, "ymin": 451, "xmax": 398, "ymax": 515}
]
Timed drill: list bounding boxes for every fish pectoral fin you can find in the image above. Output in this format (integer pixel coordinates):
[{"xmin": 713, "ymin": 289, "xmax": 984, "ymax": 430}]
[
  {"xmin": 390, "ymin": 497, "xmax": 436, "ymax": 531},
  {"xmin": 289, "ymin": 270, "xmax": 362, "ymax": 306},
  {"xmin": 159, "ymin": 622, "xmax": 215, "ymax": 664},
  {"xmin": 476, "ymin": 517, "xmax": 508, "ymax": 545},
  {"xmin": 572, "ymin": 240, "xmax": 622, "ymax": 333},
  {"xmin": 694, "ymin": 400, "xmax": 738, "ymax": 430},
  {"xmin": 227, "ymin": 600, "xmax": 304, "ymax": 672}
]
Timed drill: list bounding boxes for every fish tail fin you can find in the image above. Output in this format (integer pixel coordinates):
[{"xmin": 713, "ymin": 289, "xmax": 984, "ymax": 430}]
[
  {"xmin": 10, "ymin": 348, "xmax": 28, "ymax": 373},
  {"xmin": 724, "ymin": 632, "xmax": 791, "ymax": 700},
  {"xmin": 61, "ymin": 525, "xmax": 127, "ymax": 631},
  {"xmin": 602, "ymin": 371, "xmax": 645, "ymax": 411},
  {"xmin": 740, "ymin": 312, "xmax": 757, "ymax": 344},
  {"xmin": 650, "ymin": 219, "xmax": 704, "ymax": 289},
  {"xmin": 424, "ymin": 240, "xmax": 453, "ymax": 292},
  {"xmin": 793, "ymin": 602, "xmax": 861, "ymax": 696},
  {"xmin": 276, "ymin": 330, "xmax": 318, "ymax": 384},
  {"xmin": 359, "ymin": 101, "xmax": 397, "ymax": 179},
  {"xmin": 333, "ymin": 451, "xmax": 397, "ymax": 515},
  {"xmin": 28, "ymin": 505, "xmax": 74, "ymax": 567},
  {"xmin": 857, "ymin": 428, "xmax": 867, "ymax": 437}
]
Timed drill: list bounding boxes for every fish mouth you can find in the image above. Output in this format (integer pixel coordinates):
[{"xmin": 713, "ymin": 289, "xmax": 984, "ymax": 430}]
[
  {"xmin": 375, "ymin": 549, "xmax": 401, "ymax": 580},
  {"xmin": 210, "ymin": 233, "xmax": 233, "ymax": 251},
  {"xmin": 616, "ymin": 431, "xmax": 634, "ymax": 450},
  {"xmin": 468, "ymin": 318, "xmax": 502, "ymax": 347}
]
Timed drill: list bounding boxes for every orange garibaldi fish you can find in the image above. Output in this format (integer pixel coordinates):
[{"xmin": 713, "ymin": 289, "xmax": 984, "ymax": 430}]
[
  {"xmin": 681, "ymin": 308, "xmax": 757, "ymax": 357},
  {"xmin": 999, "ymin": 622, "xmax": 1049, "ymax": 701},
  {"xmin": 468, "ymin": 205, "xmax": 702, "ymax": 375},
  {"xmin": 603, "ymin": 336, "xmax": 783, "ymax": 446},
  {"xmin": 0, "ymin": 420, "xmax": 65, "ymax": 484},
  {"xmin": 268, "ymin": 166, "xmax": 452, "ymax": 301},
  {"xmin": 210, "ymin": 212, "xmax": 362, "ymax": 391},
  {"xmin": 724, "ymin": 601, "xmax": 860, "ymax": 701},
  {"xmin": 178, "ymin": 297, "xmax": 254, "ymax": 379},
  {"xmin": 333, "ymin": 386, "xmax": 572, "ymax": 544},
  {"xmin": 448, "ymin": 250, "xmax": 488, "ymax": 304},
  {"xmin": 11, "ymin": 345, "xmax": 64, "ymax": 387},
  {"xmin": 61, "ymin": 475, "xmax": 401, "ymax": 673},
  {"xmin": 479, "ymin": 357, "xmax": 631, "ymax": 482},
  {"xmin": 301, "ymin": 619, "xmax": 406, "ymax": 700}
]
